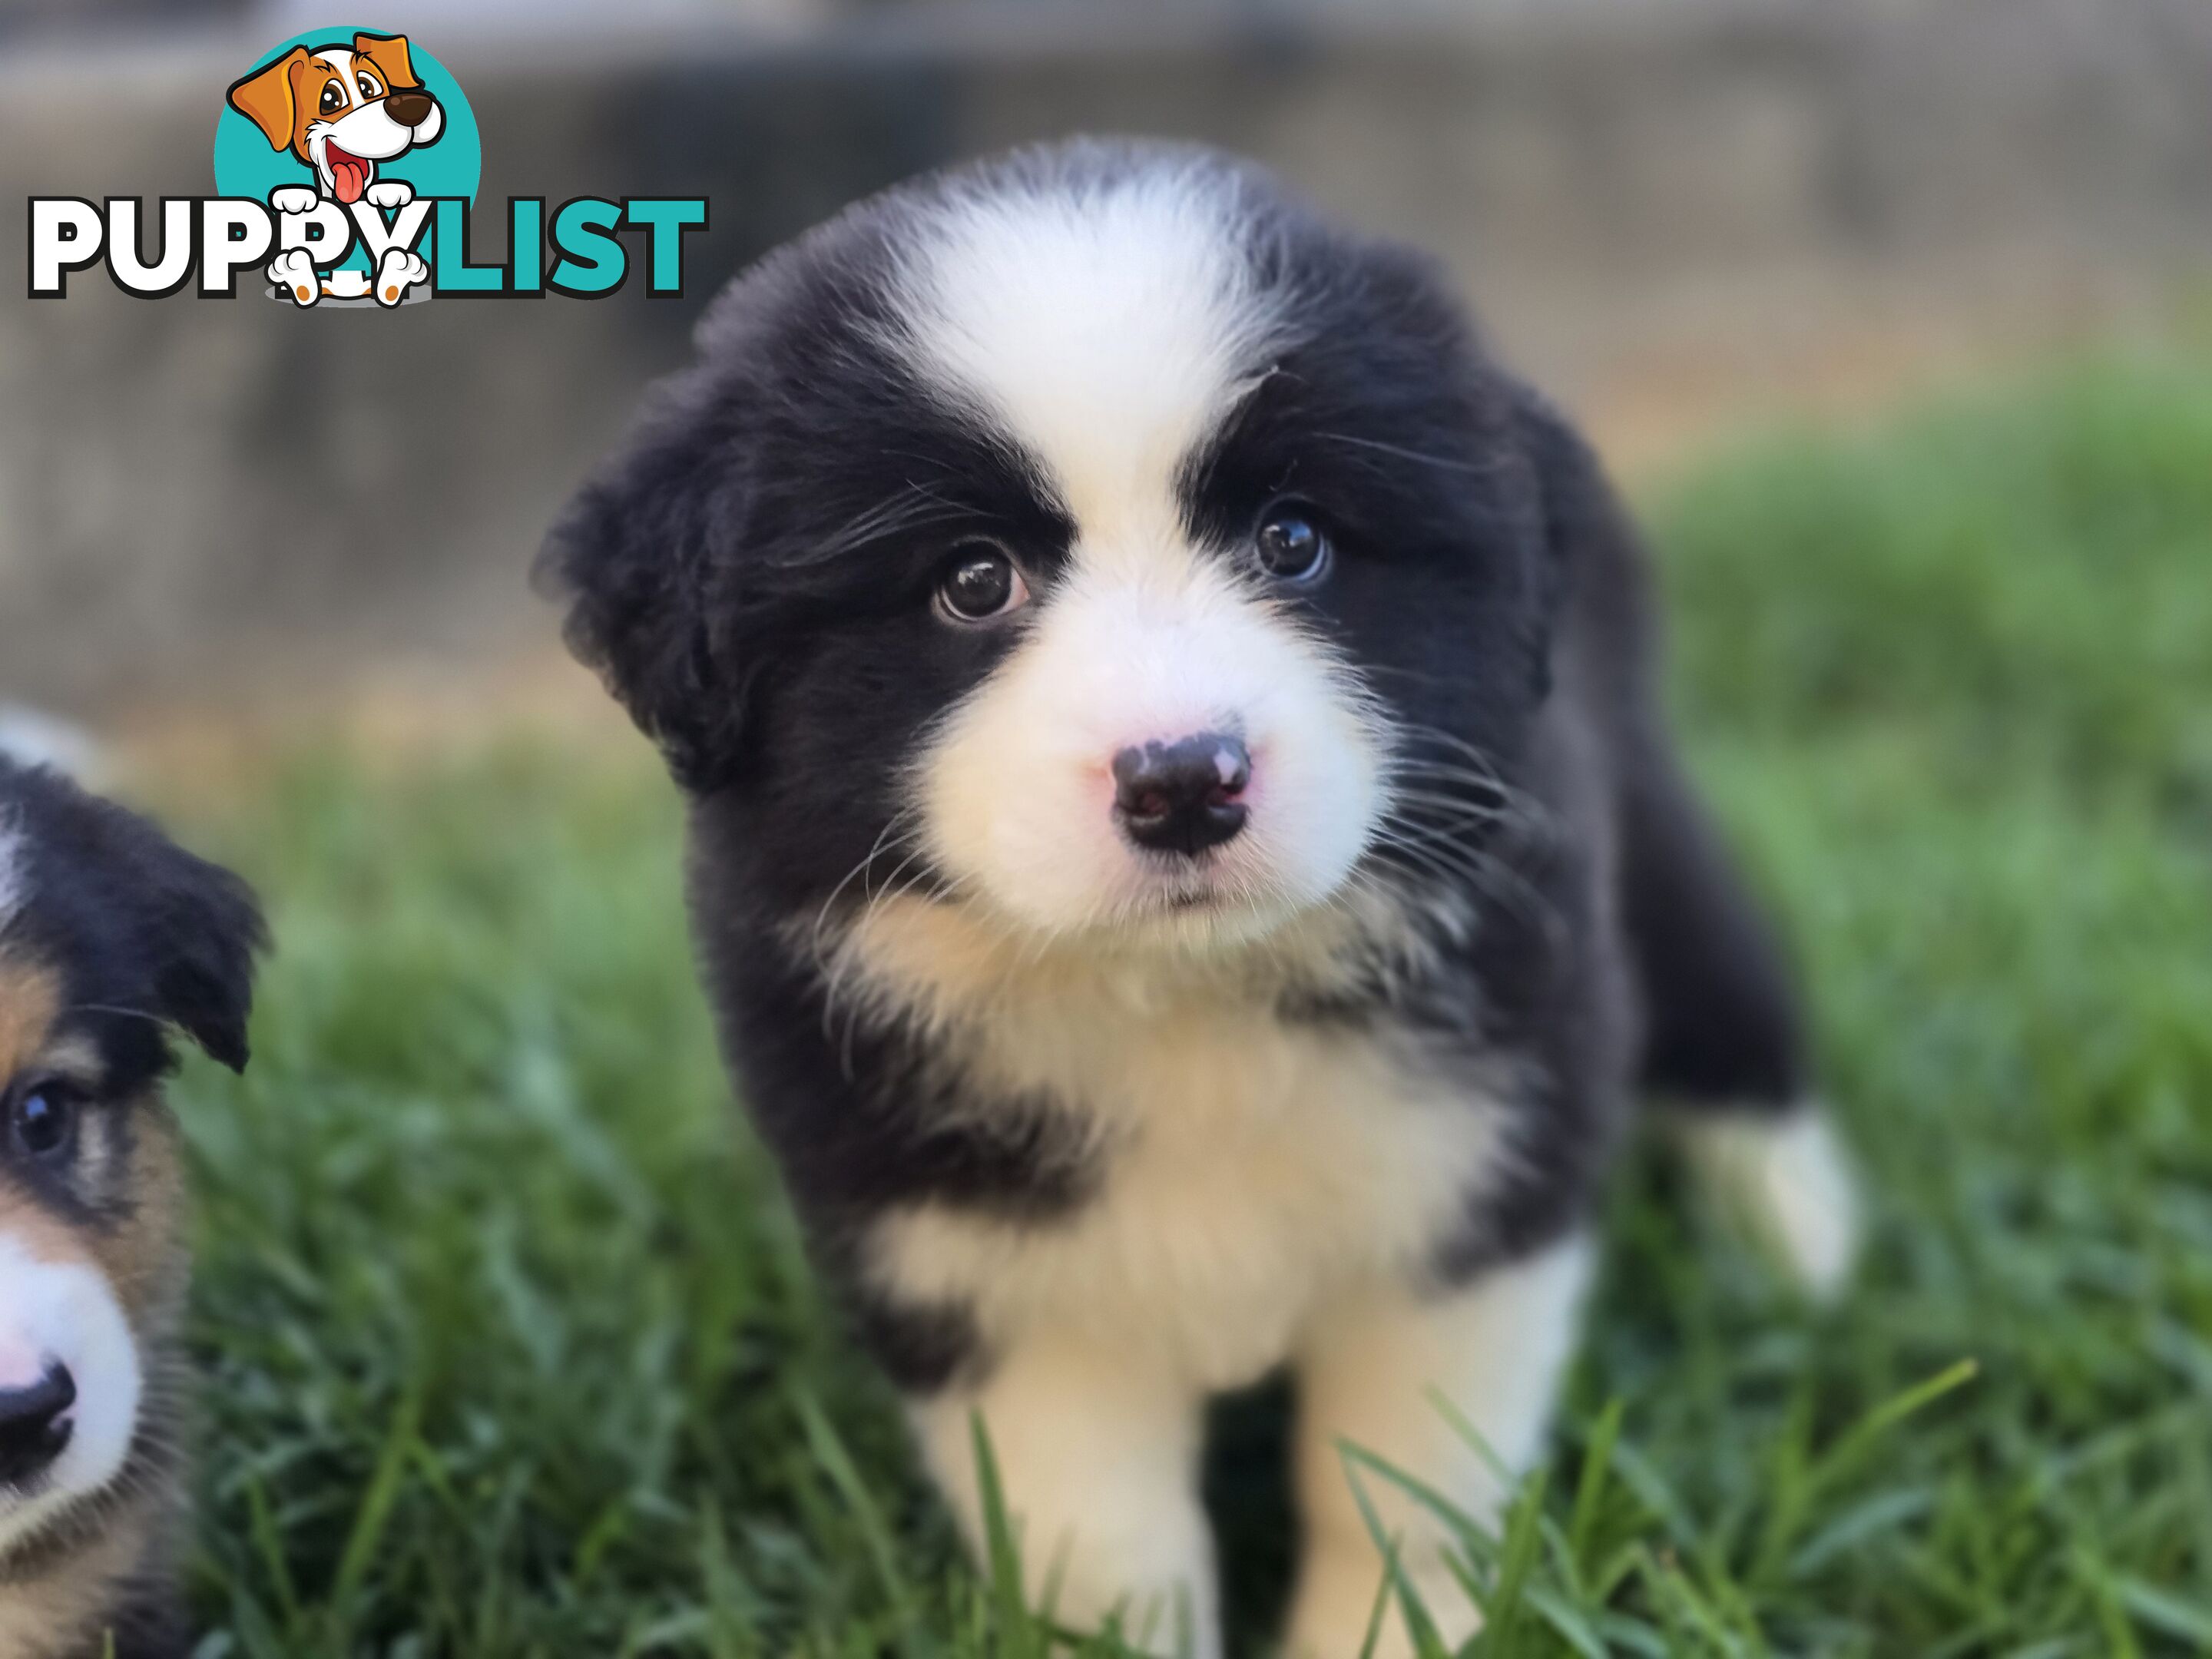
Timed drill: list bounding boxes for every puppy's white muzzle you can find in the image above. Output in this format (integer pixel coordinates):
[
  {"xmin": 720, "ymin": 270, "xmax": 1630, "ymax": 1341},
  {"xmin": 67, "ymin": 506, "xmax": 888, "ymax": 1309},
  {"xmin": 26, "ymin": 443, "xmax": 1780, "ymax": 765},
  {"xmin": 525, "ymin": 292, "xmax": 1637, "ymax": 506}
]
[
  {"xmin": 0, "ymin": 1235, "xmax": 141, "ymax": 1560},
  {"xmin": 921, "ymin": 553, "xmax": 1383, "ymax": 941}
]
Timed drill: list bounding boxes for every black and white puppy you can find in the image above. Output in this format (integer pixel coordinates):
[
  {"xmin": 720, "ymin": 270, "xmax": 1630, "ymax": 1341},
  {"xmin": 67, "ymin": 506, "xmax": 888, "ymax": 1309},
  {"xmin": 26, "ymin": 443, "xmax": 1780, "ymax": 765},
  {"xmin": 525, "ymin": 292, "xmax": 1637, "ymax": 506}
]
[
  {"xmin": 0, "ymin": 756, "xmax": 263, "ymax": 1657},
  {"xmin": 545, "ymin": 140, "xmax": 1858, "ymax": 1658}
]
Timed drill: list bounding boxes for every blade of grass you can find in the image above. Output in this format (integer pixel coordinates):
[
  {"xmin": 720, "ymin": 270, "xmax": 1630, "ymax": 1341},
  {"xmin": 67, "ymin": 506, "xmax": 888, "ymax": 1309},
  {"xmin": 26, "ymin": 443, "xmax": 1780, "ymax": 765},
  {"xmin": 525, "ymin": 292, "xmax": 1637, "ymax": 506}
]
[
  {"xmin": 970, "ymin": 1412, "xmax": 1042, "ymax": 1659},
  {"xmin": 1339, "ymin": 1449, "xmax": 1452, "ymax": 1659},
  {"xmin": 793, "ymin": 1386, "xmax": 925, "ymax": 1659},
  {"xmin": 326, "ymin": 1384, "xmax": 422, "ymax": 1641}
]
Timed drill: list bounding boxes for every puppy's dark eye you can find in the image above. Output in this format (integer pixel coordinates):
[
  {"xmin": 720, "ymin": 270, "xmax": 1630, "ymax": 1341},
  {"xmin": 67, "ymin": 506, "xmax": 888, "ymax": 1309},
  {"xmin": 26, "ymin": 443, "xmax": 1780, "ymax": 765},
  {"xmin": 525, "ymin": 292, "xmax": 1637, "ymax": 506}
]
[
  {"xmin": 935, "ymin": 547, "xmax": 1030, "ymax": 624},
  {"xmin": 356, "ymin": 73, "xmax": 382, "ymax": 100},
  {"xmin": 8, "ymin": 1084, "xmax": 78, "ymax": 1163},
  {"xmin": 1254, "ymin": 505, "xmax": 1330, "ymax": 582},
  {"xmin": 319, "ymin": 80, "xmax": 346, "ymax": 115}
]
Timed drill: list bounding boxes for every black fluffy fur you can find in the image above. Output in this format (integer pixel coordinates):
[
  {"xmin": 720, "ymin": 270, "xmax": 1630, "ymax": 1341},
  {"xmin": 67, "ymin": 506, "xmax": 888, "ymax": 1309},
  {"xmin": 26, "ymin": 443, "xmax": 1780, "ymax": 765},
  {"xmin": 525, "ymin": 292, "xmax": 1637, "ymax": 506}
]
[{"xmin": 1, "ymin": 758, "xmax": 264, "ymax": 1085}]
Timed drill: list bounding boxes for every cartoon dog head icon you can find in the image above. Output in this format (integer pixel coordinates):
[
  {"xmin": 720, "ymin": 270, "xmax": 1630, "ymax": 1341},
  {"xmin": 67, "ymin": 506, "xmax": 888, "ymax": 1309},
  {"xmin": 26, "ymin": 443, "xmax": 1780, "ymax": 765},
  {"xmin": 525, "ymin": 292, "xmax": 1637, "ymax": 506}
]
[{"xmin": 225, "ymin": 33, "xmax": 444, "ymax": 204}]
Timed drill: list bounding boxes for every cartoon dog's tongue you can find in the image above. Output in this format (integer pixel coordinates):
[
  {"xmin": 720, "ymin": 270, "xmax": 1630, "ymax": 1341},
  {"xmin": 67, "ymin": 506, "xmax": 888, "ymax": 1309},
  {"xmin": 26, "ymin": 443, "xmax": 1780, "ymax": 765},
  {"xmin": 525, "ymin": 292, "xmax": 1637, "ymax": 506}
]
[{"xmin": 326, "ymin": 146, "xmax": 369, "ymax": 204}]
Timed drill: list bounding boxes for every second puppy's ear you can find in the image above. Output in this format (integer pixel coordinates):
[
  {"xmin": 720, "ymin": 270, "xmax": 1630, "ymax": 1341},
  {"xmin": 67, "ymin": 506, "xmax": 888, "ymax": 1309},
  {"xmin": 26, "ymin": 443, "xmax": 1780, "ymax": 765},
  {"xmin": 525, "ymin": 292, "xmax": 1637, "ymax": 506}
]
[
  {"xmin": 537, "ymin": 384, "xmax": 758, "ymax": 793},
  {"xmin": 144, "ymin": 849, "xmax": 267, "ymax": 1074},
  {"xmin": 1508, "ymin": 384, "xmax": 1601, "ymax": 626},
  {"xmin": 7, "ymin": 766, "xmax": 267, "ymax": 1072},
  {"xmin": 1508, "ymin": 380, "xmax": 1653, "ymax": 701}
]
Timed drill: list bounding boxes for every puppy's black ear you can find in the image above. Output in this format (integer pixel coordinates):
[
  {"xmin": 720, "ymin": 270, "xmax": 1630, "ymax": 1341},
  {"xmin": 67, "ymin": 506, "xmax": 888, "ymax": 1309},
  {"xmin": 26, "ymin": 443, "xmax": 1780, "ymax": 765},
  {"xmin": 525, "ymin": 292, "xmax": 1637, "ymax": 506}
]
[
  {"xmin": 537, "ymin": 385, "xmax": 755, "ymax": 793},
  {"xmin": 140, "ymin": 841, "xmax": 267, "ymax": 1074},
  {"xmin": 1509, "ymin": 385, "xmax": 1600, "ymax": 621},
  {"xmin": 4, "ymin": 764, "xmax": 267, "ymax": 1072},
  {"xmin": 1509, "ymin": 382, "xmax": 1648, "ymax": 697}
]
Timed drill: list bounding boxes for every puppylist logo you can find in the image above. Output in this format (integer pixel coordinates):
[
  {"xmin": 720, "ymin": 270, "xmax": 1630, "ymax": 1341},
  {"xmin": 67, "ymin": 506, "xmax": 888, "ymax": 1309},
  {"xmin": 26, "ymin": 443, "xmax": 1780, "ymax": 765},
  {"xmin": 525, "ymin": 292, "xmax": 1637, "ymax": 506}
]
[{"xmin": 28, "ymin": 28, "xmax": 707, "ymax": 307}]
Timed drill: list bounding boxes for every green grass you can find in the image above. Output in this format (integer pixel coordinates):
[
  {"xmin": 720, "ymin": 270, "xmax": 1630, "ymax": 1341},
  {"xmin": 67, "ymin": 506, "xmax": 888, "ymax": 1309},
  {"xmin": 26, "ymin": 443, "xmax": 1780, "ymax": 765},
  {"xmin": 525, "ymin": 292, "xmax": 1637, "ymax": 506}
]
[{"xmin": 164, "ymin": 352, "xmax": 2212, "ymax": 1656}]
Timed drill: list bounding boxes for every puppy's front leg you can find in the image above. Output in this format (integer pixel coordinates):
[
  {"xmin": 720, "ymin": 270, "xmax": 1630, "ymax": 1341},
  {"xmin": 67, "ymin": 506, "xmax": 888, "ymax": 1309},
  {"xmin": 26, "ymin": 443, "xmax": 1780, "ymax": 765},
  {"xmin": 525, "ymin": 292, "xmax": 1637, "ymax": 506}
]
[
  {"xmin": 1286, "ymin": 1237, "xmax": 1593, "ymax": 1659},
  {"xmin": 912, "ymin": 1327, "xmax": 1220, "ymax": 1659}
]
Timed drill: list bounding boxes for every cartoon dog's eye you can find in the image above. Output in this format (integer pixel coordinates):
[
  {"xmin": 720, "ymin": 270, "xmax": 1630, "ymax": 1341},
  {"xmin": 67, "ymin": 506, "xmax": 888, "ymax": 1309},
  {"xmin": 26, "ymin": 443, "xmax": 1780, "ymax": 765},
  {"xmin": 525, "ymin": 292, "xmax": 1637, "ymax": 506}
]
[
  {"xmin": 8, "ymin": 1082, "xmax": 79, "ymax": 1163},
  {"xmin": 356, "ymin": 72, "xmax": 382, "ymax": 100},
  {"xmin": 1254, "ymin": 503, "xmax": 1332, "ymax": 582},
  {"xmin": 319, "ymin": 79, "xmax": 346, "ymax": 116},
  {"xmin": 935, "ymin": 545, "xmax": 1030, "ymax": 624}
]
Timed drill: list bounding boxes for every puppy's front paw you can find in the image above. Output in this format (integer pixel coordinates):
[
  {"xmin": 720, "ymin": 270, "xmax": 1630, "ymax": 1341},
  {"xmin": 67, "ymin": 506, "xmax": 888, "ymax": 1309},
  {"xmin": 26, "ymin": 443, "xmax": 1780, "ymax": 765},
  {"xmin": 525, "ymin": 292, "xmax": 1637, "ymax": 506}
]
[
  {"xmin": 268, "ymin": 185, "xmax": 318, "ymax": 216},
  {"xmin": 373, "ymin": 247, "xmax": 430, "ymax": 307},
  {"xmin": 1286, "ymin": 1554, "xmax": 1422, "ymax": 1659},
  {"xmin": 364, "ymin": 180, "xmax": 415, "ymax": 210},
  {"xmin": 267, "ymin": 248, "xmax": 320, "ymax": 306}
]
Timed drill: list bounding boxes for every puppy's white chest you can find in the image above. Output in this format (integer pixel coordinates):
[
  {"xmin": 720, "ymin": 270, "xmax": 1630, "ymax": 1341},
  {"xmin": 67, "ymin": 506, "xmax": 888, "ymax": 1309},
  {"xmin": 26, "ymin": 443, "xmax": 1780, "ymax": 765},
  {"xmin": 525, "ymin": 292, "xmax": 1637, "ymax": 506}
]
[{"xmin": 867, "ymin": 1006, "xmax": 1506, "ymax": 1390}]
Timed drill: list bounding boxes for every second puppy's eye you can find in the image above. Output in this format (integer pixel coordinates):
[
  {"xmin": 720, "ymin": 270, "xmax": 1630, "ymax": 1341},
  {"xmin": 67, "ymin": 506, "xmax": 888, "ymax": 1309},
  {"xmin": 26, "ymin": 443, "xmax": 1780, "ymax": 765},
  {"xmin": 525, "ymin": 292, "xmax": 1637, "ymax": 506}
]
[
  {"xmin": 1254, "ymin": 505, "xmax": 1330, "ymax": 582},
  {"xmin": 8, "ymin": 1084, "xmax": 78, "ymax": 1163},
  {"xmin": 356, "ymin": 72, "xmax": 383, "ymax": 100},
  {"xmin": 935, "ymin": 548, "xmax": 1030, "ymax": 623}
]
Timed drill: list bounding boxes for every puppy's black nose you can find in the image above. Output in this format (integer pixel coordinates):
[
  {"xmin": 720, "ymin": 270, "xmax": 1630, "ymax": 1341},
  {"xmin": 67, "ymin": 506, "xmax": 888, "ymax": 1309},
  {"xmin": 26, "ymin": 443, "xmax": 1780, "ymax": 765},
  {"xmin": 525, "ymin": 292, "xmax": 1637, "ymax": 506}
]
[
  {"xmin": 383, "ymin": 89, "xmax": 435, "ymax": 127},
  {"xmin": 1113, "ymin": 732, "xmax": 1250, "ymax": 856},
  {"xmin": 0, "ymin": 1364, "xmax": 75, "ymax": 1488}
]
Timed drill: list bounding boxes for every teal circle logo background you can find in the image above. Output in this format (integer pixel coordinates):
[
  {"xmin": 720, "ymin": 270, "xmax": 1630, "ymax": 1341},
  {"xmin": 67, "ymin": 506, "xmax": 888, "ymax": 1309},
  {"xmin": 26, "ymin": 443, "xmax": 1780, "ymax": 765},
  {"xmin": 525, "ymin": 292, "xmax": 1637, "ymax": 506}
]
[{"xmin": 213, "ymin": 28, "xmax": 479, "ymax": 271}]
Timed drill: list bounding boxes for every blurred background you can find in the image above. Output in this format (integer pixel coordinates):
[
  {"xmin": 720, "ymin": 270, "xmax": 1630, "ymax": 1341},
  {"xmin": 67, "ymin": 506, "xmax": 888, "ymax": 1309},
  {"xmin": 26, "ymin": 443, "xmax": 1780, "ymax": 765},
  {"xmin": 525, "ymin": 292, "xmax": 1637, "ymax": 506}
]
[
  {"xmin": 2, "ymin": 0, "xmax": 2208, "ymax": 739},
  {"xmin": 3, "ymin": 2, "xmax": 2211, "ymax": 1653}
]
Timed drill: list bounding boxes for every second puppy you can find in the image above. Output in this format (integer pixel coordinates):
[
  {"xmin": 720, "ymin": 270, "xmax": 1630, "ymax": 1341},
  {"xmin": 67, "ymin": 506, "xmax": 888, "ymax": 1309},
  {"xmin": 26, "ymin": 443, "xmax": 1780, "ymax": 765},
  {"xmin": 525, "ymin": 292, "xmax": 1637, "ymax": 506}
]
[{"xmin": 0, "ymin": 757, "xmax": 263, "ymax": 1659}]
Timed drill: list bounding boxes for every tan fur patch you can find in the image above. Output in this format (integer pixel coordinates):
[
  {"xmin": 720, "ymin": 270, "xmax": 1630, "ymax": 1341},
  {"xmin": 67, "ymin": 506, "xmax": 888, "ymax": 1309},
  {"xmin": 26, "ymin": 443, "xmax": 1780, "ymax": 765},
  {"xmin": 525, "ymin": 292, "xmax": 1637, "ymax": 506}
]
[
  {"xmin": 0, "ymin": 1491, "xmax": 174, "ymax": 1659},
  {"xmin": 0, "ymin": 1097, "xmax": 187, "ymax": 1330},
  {"xmin": 0, "ymin": 955, "xmax": 187, "ymax": 1645},
  {"xmin": 0, "ymin": 959, "xmax": 61, "ymax": 1088},
  {"xmin": 0, "ymin": 945, "xmax": 186, "ymax": 1314},
  {"xmin": 86, "ymin": 1101, "xmax": 187, "ymax": 1329},
  {"xmin": 810, "ymin": 877, "xmax": 1462, "ymax": 1055},
  {"xmin": 0, "ymin": 959, "xmax": 90, "ymax": 1277}
]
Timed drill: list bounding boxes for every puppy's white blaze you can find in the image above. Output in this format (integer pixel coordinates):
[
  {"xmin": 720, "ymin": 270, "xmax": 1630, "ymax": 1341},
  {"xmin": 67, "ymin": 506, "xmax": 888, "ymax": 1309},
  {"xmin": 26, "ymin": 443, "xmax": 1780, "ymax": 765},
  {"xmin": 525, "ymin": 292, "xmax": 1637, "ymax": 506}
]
[
  {"xmin": 890, "ymin": 161, "xmax": 1392, "ymax": 942},
  {"xmin": 1681, "ymin": 1107, "xmax": 1862, "ymax": 1299},
  {"xmin": 0, "ymin": 1236, "xmax": 141, "ymax": 1561},
  {"xmin": 900, "ymin": 159, "xmax": 1283, "ymax": 541}
]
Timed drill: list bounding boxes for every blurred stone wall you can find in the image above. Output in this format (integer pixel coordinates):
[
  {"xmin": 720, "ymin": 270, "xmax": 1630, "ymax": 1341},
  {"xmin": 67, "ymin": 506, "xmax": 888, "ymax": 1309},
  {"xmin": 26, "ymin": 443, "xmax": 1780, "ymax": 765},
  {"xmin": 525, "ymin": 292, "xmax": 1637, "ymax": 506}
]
[{"xmin": 2, "ymin": 0, "xmax": 2207, "ymax": 718}]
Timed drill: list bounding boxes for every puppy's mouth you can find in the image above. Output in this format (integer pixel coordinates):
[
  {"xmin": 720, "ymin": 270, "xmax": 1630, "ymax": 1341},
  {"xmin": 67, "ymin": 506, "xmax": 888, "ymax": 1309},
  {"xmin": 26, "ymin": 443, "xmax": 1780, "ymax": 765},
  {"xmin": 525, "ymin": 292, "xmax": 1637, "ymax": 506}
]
[
  {"xmin": 324, "ymin": 144, "xmax": 371, "ymax": 204},
  {"xmin": 1131, "ymin": 862, "xmax": 1263, "ymax": 926}
]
